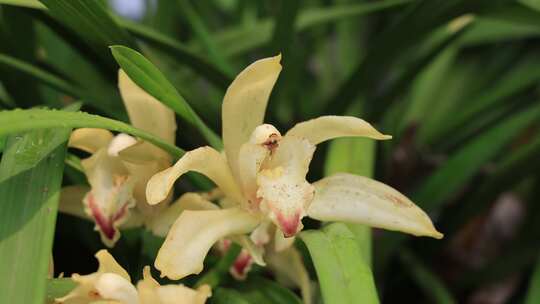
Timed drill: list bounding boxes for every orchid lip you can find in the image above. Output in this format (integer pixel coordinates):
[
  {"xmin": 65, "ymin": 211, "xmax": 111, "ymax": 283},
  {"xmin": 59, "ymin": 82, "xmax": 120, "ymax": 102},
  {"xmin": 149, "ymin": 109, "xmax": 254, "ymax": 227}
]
[{"xmin": 276, "ymin": 211, "xmax": 301, "ymax": 238}]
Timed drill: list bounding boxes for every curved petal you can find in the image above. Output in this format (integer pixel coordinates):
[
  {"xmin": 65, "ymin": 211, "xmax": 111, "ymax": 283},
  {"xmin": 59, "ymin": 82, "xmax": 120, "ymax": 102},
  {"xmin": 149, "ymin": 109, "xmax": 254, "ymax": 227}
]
[
  {"xmin": 307, "ymin": 173, "xmax": 443, "ymax": 239},
  {"xmin": 119, "ymin": 69, "xmax": 177, "ymax": 145},
  {"xmin": 266, "ymin": 247, "xmax": 312, "ymax": 304},
  {"xmin": 137, "ymin": 266, "xmax": 211, "ymax": 304},
  {"xmin": 57, "ymin": 250, "xmax": 132, "ymax": 303},
  {"xmin": 95, "ymin": 273, "xmax": 138, "ymax": 304},
  {"xmin": 146, "ymin": 147, "xmax": 243, "ymax": 205},
  {"xmin": 95, "ymin": 249, "xmax": 131, "ymax": 280},
  {"xmin": 68, "ymin": 128, "xmax": 113, "ymax": 154},
  {"xmin": 222, "ymin": 55, "xmax": 282, "ymax": 183},
  {"xmin": 155, "ymin": 208, "xmax": 260, "ymax": 280},
  {"xmin": 285, "ymin": 116, "xmax": 391, "ymax": 145},
  {"xmin": 148, "ymin": 192, "xmax": 219, "ymax": 237}
]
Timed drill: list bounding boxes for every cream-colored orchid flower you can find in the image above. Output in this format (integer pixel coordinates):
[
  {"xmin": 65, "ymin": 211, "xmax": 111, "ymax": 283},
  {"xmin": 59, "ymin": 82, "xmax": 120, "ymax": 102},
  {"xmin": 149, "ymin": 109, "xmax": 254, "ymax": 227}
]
[
  {"xmin": 147, "ymin": 55, "xmax": 443, "ymax": 280},
  {"xmin": 57, "ymin": 250, "xmax": 211, "ymax": 304},
  {"xmin": 60, "ymin": 70, "xmax": 176, "ymax": 246}
]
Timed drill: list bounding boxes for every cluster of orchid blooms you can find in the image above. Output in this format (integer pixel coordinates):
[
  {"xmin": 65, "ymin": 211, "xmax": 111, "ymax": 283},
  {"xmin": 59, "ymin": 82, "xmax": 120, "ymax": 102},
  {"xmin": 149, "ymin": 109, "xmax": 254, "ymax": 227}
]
[{"xmin": 56, "ymin": 56, "xmax": 442, "ymax": 303}]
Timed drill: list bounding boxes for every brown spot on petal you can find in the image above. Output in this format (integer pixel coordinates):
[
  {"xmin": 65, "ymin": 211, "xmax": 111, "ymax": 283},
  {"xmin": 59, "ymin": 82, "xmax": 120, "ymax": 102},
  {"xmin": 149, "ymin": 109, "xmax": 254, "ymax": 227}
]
[
  {"xmin": 263, "ymin": 134, "xmax": 280, "ymax": 153},
  {"xmin": 385, "ymin": 193, "xmax": 411, "ymax": 208}
]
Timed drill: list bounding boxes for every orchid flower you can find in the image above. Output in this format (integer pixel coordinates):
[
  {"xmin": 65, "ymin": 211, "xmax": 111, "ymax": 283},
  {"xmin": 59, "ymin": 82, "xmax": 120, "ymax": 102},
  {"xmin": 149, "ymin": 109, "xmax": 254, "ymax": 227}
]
[
  {"xmin": 60, "ymin": 70, "xmax": 176, "ymax": 246},
  {"xmin": 146, "ymin": 55, "xmax": 443, "ymax": 280},
  {"xmin": 56, "ymin": 250, "xmax": 211, "ymax": 304}
]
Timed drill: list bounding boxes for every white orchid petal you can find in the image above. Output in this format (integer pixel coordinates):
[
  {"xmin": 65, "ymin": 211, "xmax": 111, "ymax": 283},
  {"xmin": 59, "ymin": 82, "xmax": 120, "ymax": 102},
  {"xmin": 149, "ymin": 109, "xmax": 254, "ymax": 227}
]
[
  {"xmin": 285, "ymin": 116, "xmax": 391, "ymax": 145},
  {"xmin": 57, "ymin": 250, "xmax": 132, "ymax": 303},
  {"xmin": 137, "ymin": 266, "xmax": 211, "ymax": 304},
  {"xmin": 68, "ymin": 128, "xmax": 113, "ymax": 154},
  {"xmin": 222, "ymin": 55, "xmax": 282, "ymax": 183},
  {"xmin": 307, "ymin": 173, "xmax": 443, "ymax": 239},
  {"xmin": 108, "ymin": 134, "xmax": 138, "ymax": 157},
  {"xmin": 146, "ymin": 147, "xmax": 244, "ymax": 205},
  {"xmin": 95, "ymin": 250, "xmax": 131, "ymax": 280},
  {"xmin": 257, "ymin": 136, "xmax": 315, "ymax": 237},
  {"xmin": 119, "ymin": 69, "xmax": 177, "ymax": 145},
  {"xmin": 155, "ymin": 208, "xmax": 260, "ymax": 280},
  {"xmin": 95, "ymin": 273, "xmax": 139, "ymax": 304},
  {"xmin": 81, "ymin": 149, "xmax": 137, "ymax": 247},
  {"xmin": 149, "ymin": 192, "xmax": 218, "ymax": 237},
  {"xmin": 267, "ymin": 247, "xmax": 312, "ymax": 304}
]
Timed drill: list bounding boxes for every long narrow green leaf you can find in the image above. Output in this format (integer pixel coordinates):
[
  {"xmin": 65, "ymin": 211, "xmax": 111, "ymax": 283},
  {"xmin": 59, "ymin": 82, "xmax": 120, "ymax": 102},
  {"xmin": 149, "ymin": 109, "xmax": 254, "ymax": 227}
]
[
  {"xmin": 212, "ymin": 288, "xmax": 251, "ymax": 304},
  {"xmin": 0, "ymin": 53, "xmax": 82, "ymax": 98},
  {"xmin": 422, "ymin": 57, "xmax": 540, "ymax": 146},
  {"xmin": 212, "ymin": 0, "xmax": 413, "ymax": 57},
  {"xmin": 442, "ymin": 133, "xmax": 540, "ymax": 236},
  {"xmin": 0, "ymin": 108, "xmax": 184, "ymax": 158},
  {"xmin": 233, "ymin": 276, "xmax": 303, "ymax": 304},
  {"xmin": 400, "ymin": 250, "xmax": 456, "ymax": 304},
  {"xmin": 176, "ymin": 0, "xmax": 234, "ymax": 75},
  {"xmin": 300, "ymin": 223, "xmax": 379, "ymax": 304},
  {"xmin": 0, "ymin": 0, "xmax": 44, "ymax": 8},
  {"xmin": 38, "ymin": 0, "xmax": 137, "ymax": 66},
  {"xmin": 0, "ymin": 127, "xmax": 70, "ymax": 304},
  {"xmin": 525, "ymin": 256, "xmax": 540, "ymax": 304},
  {"xmin": 117, "ymin": 18, "xmax": 232, "ymax": 89},
  {"xmin": 376, "ymin": 103, "xmax": 540, "ymax": 271},
  {"xmin": 46, "ymin": 278, "xmax": 75, "ymax": 303},
  {"xmin": 110, "ymin": 45, "xmax": 222, "ymax": 149}
]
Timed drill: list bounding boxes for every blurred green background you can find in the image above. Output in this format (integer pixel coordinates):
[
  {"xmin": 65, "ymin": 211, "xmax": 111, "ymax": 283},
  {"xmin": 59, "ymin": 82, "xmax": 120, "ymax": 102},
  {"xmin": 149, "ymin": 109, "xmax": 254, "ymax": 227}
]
[{"xmin": 1, "ymin": 0, "xmax": 540, "ymax": 303}]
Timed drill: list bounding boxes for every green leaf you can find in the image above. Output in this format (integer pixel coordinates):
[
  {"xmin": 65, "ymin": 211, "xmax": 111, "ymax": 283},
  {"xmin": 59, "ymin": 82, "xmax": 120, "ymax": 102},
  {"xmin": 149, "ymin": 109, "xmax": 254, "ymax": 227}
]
[
  {"xmin": 234, "ymin": 276, "xmax": 303, "ymax": 304},
  {"xmin": 400, "ymin": 250, "xmax": 456, "ymax": 304},
  {"xmin": 422, "ymin": 57, "xmax": 540, "ymax": 146},
  {"xmin": 442, "ymin": 132, "xmax": 540, "ymax": 236},
  {"xmin": 38, "ymin": 0, "xmax": 136, "ymax": 66},
  {"xmin": 300, "ymin": 223, "xmax": 379, "ymax": 304},
  {"xmin": 0, "ymin": 108, "xmax": 184, "ymax": 159},
  {"xmin": 211, "ymin": 288, "xmax": 250, "ymax": 304},
  {"xmin": 525, "ymin": 256, "xmax": 540, "ymax": 304},
  {"xmin": 0, "ymin": 53, "xmax": 82, "ymax": 98},
  {"xmin": 45, "ymin": 278, "xmax": 75, "ymax": 303},
  {"xmin": 212, "ymin": 0, "xmax": 412, "ymax": 57},
  {"xmin": 0, "ymin": 127, "xmax": 70, "ymax": 304},
  {"xmin": 376, "ymin": 103, "xmax": 540, "ymax": 271},
  {"xmin": 110, "ymin": 45, "xmax": 222, "ymax": 149},
  {"xmin": 117, "ymin": 18, "xmax": 232, "ymax": 89},
  {"xmin": 0, "ymin": 0, "xmax": 44, "ymax": 9},
  {"xmin": 176, "ymin": 0, "xmax": 234, "ymax": 75}
]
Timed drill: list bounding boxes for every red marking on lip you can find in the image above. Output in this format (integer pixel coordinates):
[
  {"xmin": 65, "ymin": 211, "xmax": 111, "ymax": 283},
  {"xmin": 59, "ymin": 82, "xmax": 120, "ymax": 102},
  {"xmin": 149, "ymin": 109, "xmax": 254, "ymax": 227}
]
[
  {"xmin": 87, "ymin": 193, "xmax": 130, "ymax": 241},
  {"xmin": 277, "ymin": 211, "xmax": 301, "ymax": 238},
  {"xmin": 231, "ymin": 250, "xmax": 253, "ymax": 280}
]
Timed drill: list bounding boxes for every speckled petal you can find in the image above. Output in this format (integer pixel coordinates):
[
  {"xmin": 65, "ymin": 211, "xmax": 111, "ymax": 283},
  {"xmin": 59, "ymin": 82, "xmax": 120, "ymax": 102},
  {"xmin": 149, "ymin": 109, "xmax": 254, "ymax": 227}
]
[{"xmin": 307, "ymin": 173, "xmax": 443, "ymax": 239}]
